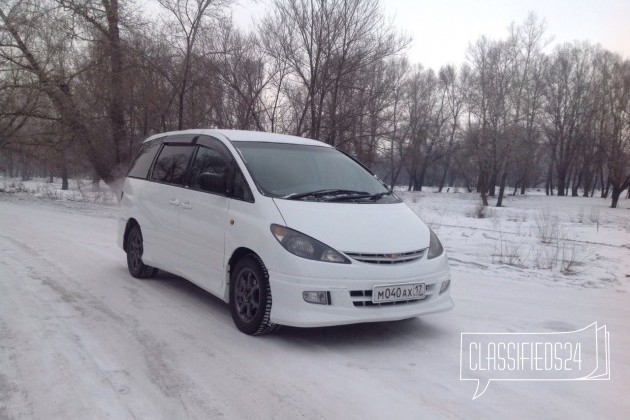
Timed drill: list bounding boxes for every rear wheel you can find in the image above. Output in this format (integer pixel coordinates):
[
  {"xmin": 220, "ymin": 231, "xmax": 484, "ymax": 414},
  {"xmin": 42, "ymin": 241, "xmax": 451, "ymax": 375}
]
[
  {"xmin": 230, "ymin": 255, "xmax": 278, "ymax": 335},
  {"xmin": 126, "ymin": 224, "xmax": 158, "ymax": 279}
]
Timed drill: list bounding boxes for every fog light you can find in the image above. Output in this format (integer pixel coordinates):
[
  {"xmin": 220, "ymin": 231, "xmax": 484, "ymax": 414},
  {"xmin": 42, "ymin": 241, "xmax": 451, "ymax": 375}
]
[
  {"xmin": 439, "ymin": 280, "xmax": 450, "ymax": 294},
  {"xmin": 303, "ymin": 291, "xmax": 330, "ymax": 305}
]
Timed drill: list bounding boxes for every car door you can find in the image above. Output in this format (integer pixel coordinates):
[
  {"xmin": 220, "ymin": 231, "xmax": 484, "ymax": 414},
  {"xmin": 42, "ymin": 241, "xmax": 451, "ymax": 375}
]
[
  {"xmin": 140, "ymin": 138, "xmax": 195, "ymax": 271},
  {"xmin": 178, "ymin": 136, "xmax": 232, "ymax": 295}
]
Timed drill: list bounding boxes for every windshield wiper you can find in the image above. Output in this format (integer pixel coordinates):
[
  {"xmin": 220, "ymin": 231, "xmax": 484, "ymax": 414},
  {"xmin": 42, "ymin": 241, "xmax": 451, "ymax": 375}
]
[
  {"xmin": 282, "ymin": 189, "xmax": 370, "ymax": 200},
  {"xmin": 327, "ymin": 190, "xmax": 393, "ymax": 202},
  {"xmin": 368, "ymin": 191, "xmax": 393, "ymax": 200}
]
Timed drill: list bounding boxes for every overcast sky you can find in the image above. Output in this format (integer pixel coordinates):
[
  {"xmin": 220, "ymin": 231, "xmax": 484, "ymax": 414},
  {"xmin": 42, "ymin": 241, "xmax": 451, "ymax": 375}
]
[{"xmin": 231, "ymin": 0, "xmax": 630, "ymax": 71}]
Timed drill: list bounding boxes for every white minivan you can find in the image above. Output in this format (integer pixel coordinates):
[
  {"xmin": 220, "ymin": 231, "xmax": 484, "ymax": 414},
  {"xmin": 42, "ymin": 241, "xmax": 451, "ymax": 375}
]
[{"xmin": 118, "ymin": 129, "xmax": 453, "ymax": 334}]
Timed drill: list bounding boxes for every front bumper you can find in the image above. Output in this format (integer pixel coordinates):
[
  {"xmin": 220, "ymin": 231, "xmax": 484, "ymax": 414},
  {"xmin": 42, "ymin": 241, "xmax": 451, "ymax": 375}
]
[{"xmin": 268, "ymin": 268, "xmax": 453, "ymax": 327}]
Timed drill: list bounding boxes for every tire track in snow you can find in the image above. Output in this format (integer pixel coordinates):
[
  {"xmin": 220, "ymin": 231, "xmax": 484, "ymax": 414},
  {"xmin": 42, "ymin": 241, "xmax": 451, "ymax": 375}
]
[{"xmin": 0, "ymin": 232, "xmax": 223, "ymax": 419}]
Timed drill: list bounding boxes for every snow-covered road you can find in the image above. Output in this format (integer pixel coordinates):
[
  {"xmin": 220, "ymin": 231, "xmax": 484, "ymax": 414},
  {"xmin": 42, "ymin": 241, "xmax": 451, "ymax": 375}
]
[{"xmin": 1, "ymin": 196, "xmax": 628, "ymax": 419}]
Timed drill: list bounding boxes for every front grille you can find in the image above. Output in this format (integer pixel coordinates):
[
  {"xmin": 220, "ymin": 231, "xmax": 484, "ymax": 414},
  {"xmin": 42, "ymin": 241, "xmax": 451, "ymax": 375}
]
[
  {"xmin": 350, "ymin": 285, "xmax": 435, "ymax": 307},
  {"xmin": 344, "ymin": 249, "xmax": 426, "ymax": 264}
]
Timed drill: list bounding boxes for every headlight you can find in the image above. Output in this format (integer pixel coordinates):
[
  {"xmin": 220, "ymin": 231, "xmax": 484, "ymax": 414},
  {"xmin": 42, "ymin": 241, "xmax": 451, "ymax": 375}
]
[
  {"xmin": 427, "ymin": 229, "xmax": 444, "ymax": 259},
  {"xmin": 270, "ymin": 224, "xmax": 350, "ymax": 264}
]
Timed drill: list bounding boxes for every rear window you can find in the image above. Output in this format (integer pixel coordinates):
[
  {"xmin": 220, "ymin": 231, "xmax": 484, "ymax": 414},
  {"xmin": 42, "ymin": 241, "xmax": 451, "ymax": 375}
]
[
  {"xmin": 150, "ymin": 144, "xmax": 195, "ymax": 185},
  {"xmin": 128, "ymin": 140, "xmax": 161, "ymax": 179}
]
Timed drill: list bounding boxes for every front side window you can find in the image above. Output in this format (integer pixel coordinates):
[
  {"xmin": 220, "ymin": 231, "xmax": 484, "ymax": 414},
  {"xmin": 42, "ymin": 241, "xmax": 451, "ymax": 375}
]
[
  {"xmin": 150, "ymin": 145, "xmax": 195, "ymax": 185},
  {"xmin": 188, "ymin": 145, "xmax": 228, "ymax": 191}
]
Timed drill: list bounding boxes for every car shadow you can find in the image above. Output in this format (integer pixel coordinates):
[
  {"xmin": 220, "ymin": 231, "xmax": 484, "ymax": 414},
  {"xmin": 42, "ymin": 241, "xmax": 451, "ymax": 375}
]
[
  {"xmin": 137, "ymin": 269, "xmax": 231, "ymax": 315},
  {"xmin": 272, "ymin": 318, "xmax": 448, "ymax": 347},
  {"xmin": 136, "ymin": 269, "xmax": 450, "ymax": 347}
]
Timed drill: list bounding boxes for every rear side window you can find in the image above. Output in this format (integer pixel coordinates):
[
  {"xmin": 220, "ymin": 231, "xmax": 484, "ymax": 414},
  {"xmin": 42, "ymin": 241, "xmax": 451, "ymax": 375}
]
[
  {"xmin": 128, "ymin": 140, "xmax": 161, "ymax": 179},
  {"xmin": 150, "ymin": 145, "xmax": 195, "ymax": 185}
]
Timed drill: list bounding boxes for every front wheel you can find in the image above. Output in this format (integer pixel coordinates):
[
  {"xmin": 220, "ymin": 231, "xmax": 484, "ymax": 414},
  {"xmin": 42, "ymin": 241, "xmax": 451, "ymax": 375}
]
[
  {"xmin": 230, "ymin": 255, "xmax": 278, "ymax": 335},
  {"xmin": 126, "ymin": 224, "xmax": 158, "ymax": 279}
]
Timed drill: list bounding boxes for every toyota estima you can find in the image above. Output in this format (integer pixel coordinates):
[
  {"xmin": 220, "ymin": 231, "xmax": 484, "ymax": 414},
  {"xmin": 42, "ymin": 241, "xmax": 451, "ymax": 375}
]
[{"xmin": 119, "ymin": 129, "xmax": 453, "ymax": 334}]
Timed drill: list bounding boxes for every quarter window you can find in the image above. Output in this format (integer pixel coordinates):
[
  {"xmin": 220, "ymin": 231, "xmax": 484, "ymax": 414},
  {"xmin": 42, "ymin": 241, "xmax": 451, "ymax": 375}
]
[
  {"xmin": 128, "ymin": 139, "xmax": 161, "ymax": 179},
  {"xmin": 232, "ymin": 169, "xmax": 254, "ymax": 202},
  {"xmin": 150, "ymin": 145, "xmax": 195, "ymax": 185}
]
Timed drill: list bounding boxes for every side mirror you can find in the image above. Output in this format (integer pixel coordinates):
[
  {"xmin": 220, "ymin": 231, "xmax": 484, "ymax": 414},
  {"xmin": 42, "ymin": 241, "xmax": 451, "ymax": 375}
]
[{"xmin": 198, "ymin": 172, "xmax": 226, "ymax": 194}]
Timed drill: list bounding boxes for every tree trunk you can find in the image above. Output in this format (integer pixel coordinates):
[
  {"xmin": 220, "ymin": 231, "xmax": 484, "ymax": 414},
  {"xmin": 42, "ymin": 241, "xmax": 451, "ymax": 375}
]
[
  {"xmin": 20, "ymin": 159, "xmax": 31, "ymax": 181},
  {"xmin": 479, "ymin": 170, "xmax": 489, "ymax": 206},
  {"xmin": 557, "ymin": 175, "xmax": 566, "ymax": 197},
  {"xmin": 496, "ymin": 171, "xmax": 508, "ymax": 207},
  {"xmin": 488, "ymin": 172, "xmax": 496, "ymax": 197},
  {"xmin": 7, "ymin": 153, "xmax": 15, "ymax": 177},
  {"xmin": 105, "ymin": 0, "xmax": 126, "ymax": 168},
  {"xmin": 61, "ymin": 159, "xmax": 69, "ymax": 191},
  {"xmin": 414, "ymin": 168, "xmax": 427, "ymax": 192},
  {"xmin": 582, "ymin": 179, "xmax": 590, "ymax": 197},
  {"xmin": 602, "ymin": 178, "xmax": 611, "ymax": 198},
  {"xmin": 571, "ymin": 168, "xmax": 581, "ymax": 197},
  {"xmin": 438, "ymin": 158, "xmax": 451, "ymax": 192},
  {"xmin": 610, "ymin": 187, "xmax": 622, "ymax": 208},
  {"xmin": 582, "ymin": 169, "xmax": 592, "ymax": 197},
  {"xmin": 405, "ymin": 164, "xmax": 417, "ymax": 192}
]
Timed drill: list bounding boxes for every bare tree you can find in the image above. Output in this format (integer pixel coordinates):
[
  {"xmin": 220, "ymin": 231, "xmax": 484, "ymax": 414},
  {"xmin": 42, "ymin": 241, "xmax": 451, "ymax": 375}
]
[
  {"xmin": 384, "ymin": 57, "xmax": 410, "ymax": 188},
  {"xmin": 495, "ymin": 13, "xmax": 546, "ymax": 206},
  {"xmin": 0, "ymin": 1, "xmax": 117, "ymax": 188},
  {"xmin": 465, "ymin": 36, "xmax": 509, "ymax": 205},
  {"xmin": 0, "ymin": 71, "xmax": 35, "ymax": 150},
  {"xmin": 57, "ymin": 0, "xmax": 129, "ymax": 168},
  {"xmin": 405, "ymin": 66, "xmax": 449, "ymax": 191},
  {"xmin": 593, "ymin": 52, "xmax": 630, "ymax": 207},
  {"xmin": 259, "ymin": 0, "xmax": 407, "ymax": 142},
  {"xmin": 156, "ymin": 0, "xmax": 230, "ymax": 130},
  {"xmin": 215, "ymin": 28, "xmax": 276, "ymax": 130},
  {"xmin": 542, "ymin": 43, "xmax": 593, "ymax": 196},
  {"xmin": 437, "ymin": 64, "xmax": 467, "ymax": 192}
]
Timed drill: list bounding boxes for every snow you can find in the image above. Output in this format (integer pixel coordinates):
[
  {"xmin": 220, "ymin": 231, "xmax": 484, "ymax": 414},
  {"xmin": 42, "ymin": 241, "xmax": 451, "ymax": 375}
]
[{"xmin": 1, "ymin": 184, "xmax": 629, "ymax": 419}]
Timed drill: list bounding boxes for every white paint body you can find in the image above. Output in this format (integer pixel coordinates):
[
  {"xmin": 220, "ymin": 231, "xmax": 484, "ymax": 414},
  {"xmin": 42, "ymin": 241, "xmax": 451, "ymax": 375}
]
[{"xmin": 118, "ymin": 129, "xmax": 453, "ymax": 327}]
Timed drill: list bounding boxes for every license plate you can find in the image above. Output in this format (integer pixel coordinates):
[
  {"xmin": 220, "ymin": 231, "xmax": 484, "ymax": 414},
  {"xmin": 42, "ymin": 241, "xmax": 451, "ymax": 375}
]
[{"xmin": 372, "ymin": 283, "xmax": 426, "ymax": 303}]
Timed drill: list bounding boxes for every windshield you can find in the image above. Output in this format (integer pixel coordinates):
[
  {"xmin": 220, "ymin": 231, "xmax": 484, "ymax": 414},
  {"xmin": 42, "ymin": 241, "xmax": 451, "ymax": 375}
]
[{"xmin": 233, "ymin": 141, "xmax": 399, "ymax": 203}]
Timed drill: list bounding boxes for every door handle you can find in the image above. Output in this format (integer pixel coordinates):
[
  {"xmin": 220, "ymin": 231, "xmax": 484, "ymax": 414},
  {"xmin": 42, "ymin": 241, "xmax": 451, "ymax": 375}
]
[
  {"xmin": 180, "ymin": 201, "xmax": 193, "ymax": 210},
  {"xmin": 169, "ymin": 198, "xmax": 180, "ymax": 206}
]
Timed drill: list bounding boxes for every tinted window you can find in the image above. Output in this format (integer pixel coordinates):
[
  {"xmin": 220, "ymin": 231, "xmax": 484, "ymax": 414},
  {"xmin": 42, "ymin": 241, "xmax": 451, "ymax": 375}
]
[
  {"xmin": 128, "ymin": 140, "xmax": 161, "ymax": 179},
  {"xmin": 150, "ymin": 145, "xmax": 195, "ymax": 185},
  {"xmin": 233, "ymin": 169, "xmax": 254, "ymax": 202},
  {"xmin": 234, "ymin": 142, "xmax": 393, "ymax": 200},
  {"xmin": 189, "ymin": 146, "xmax": 228, "ymax": 191}
]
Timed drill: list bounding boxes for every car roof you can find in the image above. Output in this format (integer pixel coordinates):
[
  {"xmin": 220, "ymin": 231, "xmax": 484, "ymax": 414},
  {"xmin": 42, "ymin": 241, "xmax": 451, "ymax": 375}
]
[{"xmin": 143, "ymin": 129, "xmax": 331, "ymax": 148}]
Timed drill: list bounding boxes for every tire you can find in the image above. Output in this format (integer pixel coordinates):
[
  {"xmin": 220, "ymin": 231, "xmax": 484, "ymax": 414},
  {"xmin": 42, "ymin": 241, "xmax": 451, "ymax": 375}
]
[
  {"xmin": 126, "ymin": 224, "xmax": 158, "ymax": 279},
  {"xmin": 230, "ymin": 255, "xmax": 278, "ymax": 335}
]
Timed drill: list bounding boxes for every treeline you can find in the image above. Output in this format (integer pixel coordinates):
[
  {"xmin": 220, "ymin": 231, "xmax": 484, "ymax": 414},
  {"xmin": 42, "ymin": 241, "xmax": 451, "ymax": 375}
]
[{"xmin": 0, "ymin": 0, "xmax": 628, "ymax": 207}]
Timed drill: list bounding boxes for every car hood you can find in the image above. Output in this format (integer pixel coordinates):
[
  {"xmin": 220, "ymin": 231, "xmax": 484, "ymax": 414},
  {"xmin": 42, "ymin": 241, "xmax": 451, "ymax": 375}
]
[{"xmin": 272, "ymin": 199, "xmax": 430, "ymax": 253}]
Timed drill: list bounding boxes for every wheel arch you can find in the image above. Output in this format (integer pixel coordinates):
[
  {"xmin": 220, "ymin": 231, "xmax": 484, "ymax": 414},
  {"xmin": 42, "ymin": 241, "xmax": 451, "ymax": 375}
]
[
  {"xmin": 122, "ymin": 218, "xmax": 140, "ymax": 252},
  {"xmin": 225, "ymin": 247, "xmax": 264, "ymax": 302}
]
